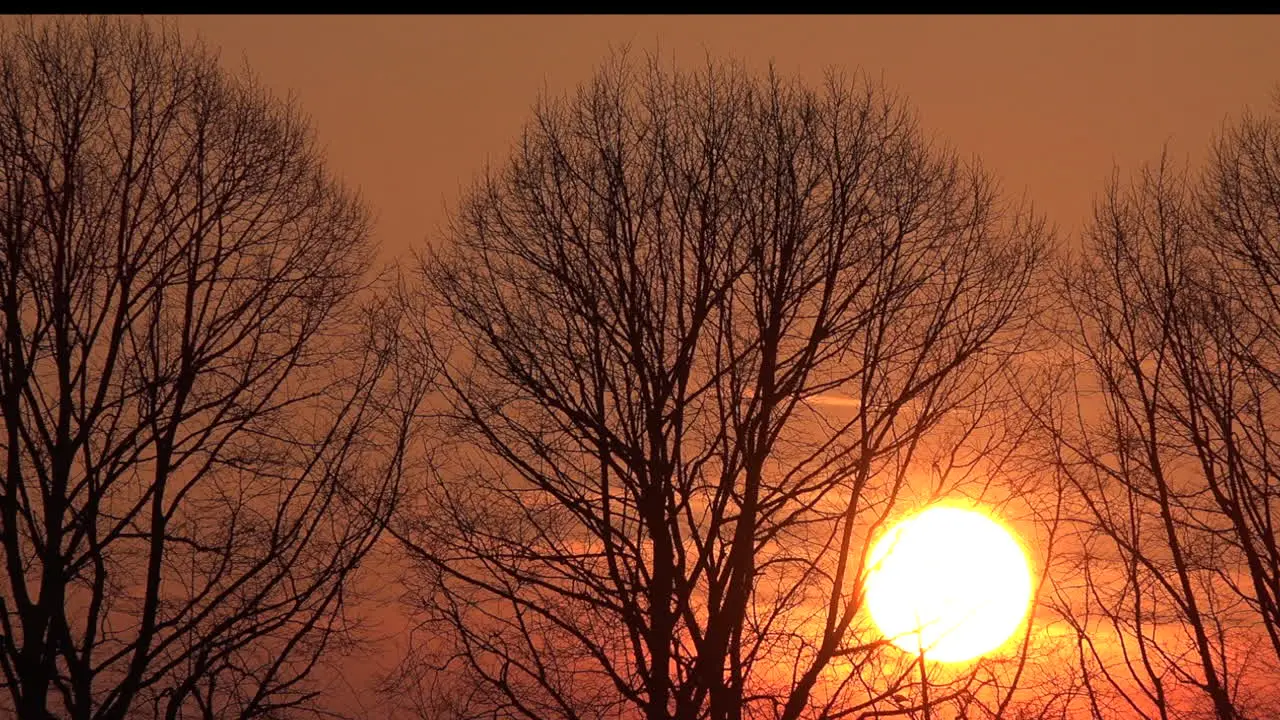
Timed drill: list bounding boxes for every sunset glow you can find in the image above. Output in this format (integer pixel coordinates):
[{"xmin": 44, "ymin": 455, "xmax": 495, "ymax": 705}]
[{"xmin": 864, "ymin": 505, "xmax": 1033, "ymax": 663}]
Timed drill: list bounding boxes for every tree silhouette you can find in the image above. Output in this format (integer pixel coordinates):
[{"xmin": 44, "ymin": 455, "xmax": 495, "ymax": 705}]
[
  {"xmin": 391, "ymin": 54, "xmax": 1052, "ymax": 720},
  {"xmin": 1046, "ymin": 99, "xmax": 1280, "ymax": 720},
  {"xmin": 0, "ymin": 18, "xmax": 427, "ymax": 720}
]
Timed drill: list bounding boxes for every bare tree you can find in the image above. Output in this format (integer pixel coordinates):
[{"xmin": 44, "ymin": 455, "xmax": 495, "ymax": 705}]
[
  {"xmin": 392, "ymin": 54, "xmax": 1051, "ymax": 720},
  {"xmin": 1047, "ymin": 99, "xmax": 1280, "ymax": 720},
  {"xmin": 0, "ymin": 17, "xmax": 427, "ymax": 720}
]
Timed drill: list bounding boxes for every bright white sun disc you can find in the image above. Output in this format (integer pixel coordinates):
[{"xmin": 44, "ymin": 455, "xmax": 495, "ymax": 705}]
[{"xmin": 864, "ymin": 505, "xmax": 1032, "ymax": 663}]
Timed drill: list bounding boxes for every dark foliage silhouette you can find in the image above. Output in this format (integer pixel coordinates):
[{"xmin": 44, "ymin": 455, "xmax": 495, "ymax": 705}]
[
  {"xmin": 0, "ymin": 18, "xmax": 427, "ymax": 720},
  {"xmin": 391, "ymin": 54, "xmax": 1051, "ymax": 720},
  {"xmin": 1045, "ymin": 98, "xmax": 1280, "ymax": 720}
]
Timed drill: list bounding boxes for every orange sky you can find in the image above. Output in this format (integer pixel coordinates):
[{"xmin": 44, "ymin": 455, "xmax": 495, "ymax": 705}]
[
  {"xmin": 169, "ymin": 15, "xmax": 1280, "ymax": 264},
  {"xmin": 145, "ymin": 16, "xmax": 1280, "ymax": 715}
]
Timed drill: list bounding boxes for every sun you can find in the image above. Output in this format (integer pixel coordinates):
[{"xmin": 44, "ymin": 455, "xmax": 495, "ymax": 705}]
[{"xmin": 864, "ymin": 504, "xmax": 1033, "ymax": 663}]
